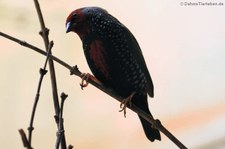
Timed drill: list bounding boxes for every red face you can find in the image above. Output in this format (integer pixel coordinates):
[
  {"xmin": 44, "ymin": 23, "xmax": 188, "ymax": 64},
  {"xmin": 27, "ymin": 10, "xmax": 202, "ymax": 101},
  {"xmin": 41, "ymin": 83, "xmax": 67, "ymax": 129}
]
[{"xmin": 66, "ymin": 8, "xmax": 90, "ymax": 39}]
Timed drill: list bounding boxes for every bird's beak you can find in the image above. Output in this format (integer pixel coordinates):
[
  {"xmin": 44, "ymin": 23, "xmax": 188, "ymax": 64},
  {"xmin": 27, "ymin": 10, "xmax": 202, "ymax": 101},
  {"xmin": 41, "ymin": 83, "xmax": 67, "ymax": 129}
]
[{"xmin": 66, "ymin": 22, "xmax": 71, "ymax": 33}]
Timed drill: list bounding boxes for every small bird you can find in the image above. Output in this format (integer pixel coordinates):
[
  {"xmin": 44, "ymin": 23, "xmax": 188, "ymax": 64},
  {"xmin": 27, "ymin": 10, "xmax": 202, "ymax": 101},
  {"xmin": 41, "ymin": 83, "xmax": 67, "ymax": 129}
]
[{"xmin": 66, "ymin": 7, "xmax": 161, "ymax": 142}]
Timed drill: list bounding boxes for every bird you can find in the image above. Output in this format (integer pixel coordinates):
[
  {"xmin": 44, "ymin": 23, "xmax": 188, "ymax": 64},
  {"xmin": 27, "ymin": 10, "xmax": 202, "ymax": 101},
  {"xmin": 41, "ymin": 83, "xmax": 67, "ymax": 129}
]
[{"xmin": 66, "ymin": 7, "xmax": 161, "ymax": 142}]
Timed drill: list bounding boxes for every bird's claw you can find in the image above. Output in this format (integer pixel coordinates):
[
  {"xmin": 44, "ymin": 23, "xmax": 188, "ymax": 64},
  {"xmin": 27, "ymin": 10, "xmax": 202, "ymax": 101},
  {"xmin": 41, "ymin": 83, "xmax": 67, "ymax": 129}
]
[
  {"xmin": 80, "ymin": 73, "xmax": 91, "ymax": 90},
  {"xmin": 79, "ymin": 73, "xmax": 102, "ymax": 90},
  {"xmin": 119, "ymin": 92, "xmax": 136, "ymax": 118}
]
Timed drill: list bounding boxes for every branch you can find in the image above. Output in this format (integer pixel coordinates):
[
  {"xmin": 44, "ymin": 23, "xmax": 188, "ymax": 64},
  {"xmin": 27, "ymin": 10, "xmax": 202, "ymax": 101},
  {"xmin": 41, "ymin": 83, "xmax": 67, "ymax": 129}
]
[
  {"xmin": 55, "ymin": 93, "xmax": 73, "ymax": 149},
  {"xmin": 33, "ymin": 0, "xmax": 60, "ymax": 124},
  {"xmin": 19, "ymin": 129, "xmax": 32, "ymax": 149},
  {"xmin": 0, "ymin": 32, "xmax": 188, "ymax": 149},
  {"xmin": 17, "ymin": 41, "xmax": 53, "ymax": 149},
  {"xmin": 32, "ymin": 0, "xmax": 67, "ymax": 148},
  {"xmin": 28, "ymin": 41, "xmax": 53, "ymax": 147},
  {"xmin": 0, "ymin": 32, "xmax": 71, "ymax": 70}
]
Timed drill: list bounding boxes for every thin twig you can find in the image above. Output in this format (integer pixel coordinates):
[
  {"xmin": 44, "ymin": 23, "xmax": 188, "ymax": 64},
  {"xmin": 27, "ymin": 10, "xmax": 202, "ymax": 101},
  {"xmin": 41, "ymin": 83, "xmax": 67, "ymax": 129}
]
[
  {"xmin": 55, "ymin": 92, "xmax": 68, "ymax": 149},
  {"xmin": 33, "ymin": 0, "xmax": 60, "ymax": 116},
  {"xmin": 32, "ymin": 0, "xmax": 67, "ymax": 148},
  {"xmin": 0, "ymin": 32, "xmax": 188, "ymax": 149},
  {"xmin": 33, "ymin": 0, "xmax": 60, "ymax": 121},
  {"xmin": 19, "ymin": 129, "xmax": 32, "ymax": 149},
  {"xmin": 27, "ymin": 41, "xmax": 53, "ymax": 147},
  {"xmin": 0, "ymin": 32, "xmax": 71, "ymax": 70},
  {"xmin": 17, "ymin": 41, "xmax": 53, "ymax": 149}
]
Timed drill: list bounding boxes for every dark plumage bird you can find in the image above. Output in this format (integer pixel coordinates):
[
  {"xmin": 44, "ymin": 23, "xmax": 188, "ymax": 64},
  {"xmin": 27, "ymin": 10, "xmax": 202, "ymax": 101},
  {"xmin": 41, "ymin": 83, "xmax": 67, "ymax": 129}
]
[{"xmin": 66, "ymin": 7, "xmax": 161, "ymax": 142}]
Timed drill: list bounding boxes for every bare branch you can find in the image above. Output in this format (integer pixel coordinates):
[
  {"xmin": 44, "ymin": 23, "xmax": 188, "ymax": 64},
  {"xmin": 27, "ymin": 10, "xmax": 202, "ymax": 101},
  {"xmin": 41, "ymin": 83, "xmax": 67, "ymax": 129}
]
[
  {"xmin": 0, "ymin": 32, "xmax": 187, "ymax": 149},
  {"xmin": 0, "ymin": 32, "xmax": 71, "ymax": 70},
  {"xmin": 27, "ymin": 41, "xmax": 53, "ymax": 147},
  {"xmin": 33, "ymin": 0, "xmax": 68, "ymax": 147},
  {"xmin": 19, "ymin": 129, "xmax": 32, "ymax": 149},
  {"xmin": 33, "ymin": 0, "xmax": 61, "ymax": 123},
  {"xmin": 55, "ymin": 93, "xmax": 68, "ymax": 149}
]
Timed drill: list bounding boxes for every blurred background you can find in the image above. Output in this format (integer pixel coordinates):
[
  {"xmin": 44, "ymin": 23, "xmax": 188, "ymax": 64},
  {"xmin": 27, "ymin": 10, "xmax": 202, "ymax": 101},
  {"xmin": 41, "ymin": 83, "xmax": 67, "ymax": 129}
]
[{"xmin": 1, "ymin": 0, "xmax": 225, "ymax": 148}]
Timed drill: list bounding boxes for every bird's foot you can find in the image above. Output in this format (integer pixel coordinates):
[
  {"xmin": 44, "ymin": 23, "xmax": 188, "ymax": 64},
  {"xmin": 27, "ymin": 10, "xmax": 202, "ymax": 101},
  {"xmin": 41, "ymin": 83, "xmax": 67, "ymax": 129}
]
[
  {"xmin": 80, "ymin": 73, "xmax": 102, "ymax": 90},
  {"xmin": 119, "ymin": 92, "xmax": 136, "ymax": 118},
  {"xmin": 80, "ymin": 73, "xmax": 91, "ymax": 90}
]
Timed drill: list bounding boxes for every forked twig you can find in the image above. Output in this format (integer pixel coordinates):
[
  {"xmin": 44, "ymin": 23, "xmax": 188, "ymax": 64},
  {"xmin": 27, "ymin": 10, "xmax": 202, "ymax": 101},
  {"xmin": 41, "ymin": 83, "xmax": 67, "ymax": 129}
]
[
  {"xmin": 55, "ymin": 93, "xmax": 70, "ymax": 149},
  {"xmin": 33, "ymin": 0, "xmax": 68, "ymax": 148},
  {"xmin": 17, "ymin": 41, "xmax": 53, "ymax": 149},
  {"xmin": 33, "ymin": 0, "xmax": 60, "ymax": 124},
  {"xmin": 19, "ymin": 129, "xmax": 32, "ymax": 149},
  {"xmin": 28, "ymin": 41, "xmax": 53, "ymax": 147}
]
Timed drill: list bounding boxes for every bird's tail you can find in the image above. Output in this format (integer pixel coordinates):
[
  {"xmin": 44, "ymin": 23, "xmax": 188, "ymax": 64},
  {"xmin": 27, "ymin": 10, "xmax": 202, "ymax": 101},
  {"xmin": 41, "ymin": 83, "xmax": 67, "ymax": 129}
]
[{"xmin": 132, "ymin": 94, "xmax": 161, "ymax": 142}]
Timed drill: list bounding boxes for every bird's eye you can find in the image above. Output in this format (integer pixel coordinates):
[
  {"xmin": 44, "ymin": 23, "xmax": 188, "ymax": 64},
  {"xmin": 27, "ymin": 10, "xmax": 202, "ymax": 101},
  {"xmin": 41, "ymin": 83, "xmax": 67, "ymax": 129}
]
[
  {"xmin": 71, "ymin": 13, "xmax": 78, "ymax": 22},
  {"xmin": 72, "ymin": 13, "xmax": 78, "ymax": 19},
  {"xmin": 73, "ymin": 13, "xmax": 78, "ymax": 17}
]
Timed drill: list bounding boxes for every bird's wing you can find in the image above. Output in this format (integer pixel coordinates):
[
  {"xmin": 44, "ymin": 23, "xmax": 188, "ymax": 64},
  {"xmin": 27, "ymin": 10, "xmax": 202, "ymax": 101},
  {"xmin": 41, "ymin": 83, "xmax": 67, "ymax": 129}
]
[{"xmin": 121, "ymin": 26, "xmax": 154, "ymax": 97}]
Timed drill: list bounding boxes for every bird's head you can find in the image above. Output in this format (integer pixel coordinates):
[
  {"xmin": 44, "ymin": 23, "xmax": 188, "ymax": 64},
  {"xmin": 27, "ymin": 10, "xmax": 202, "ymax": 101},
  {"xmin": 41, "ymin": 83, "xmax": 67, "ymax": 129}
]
[
  {"xmin": 66, "ymin": 7, "xmax": 108, "ymax": 39},
  {"xmin": 65, "ymin": 7, "xmax": 90, "ymax": 39}
]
